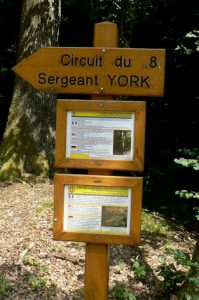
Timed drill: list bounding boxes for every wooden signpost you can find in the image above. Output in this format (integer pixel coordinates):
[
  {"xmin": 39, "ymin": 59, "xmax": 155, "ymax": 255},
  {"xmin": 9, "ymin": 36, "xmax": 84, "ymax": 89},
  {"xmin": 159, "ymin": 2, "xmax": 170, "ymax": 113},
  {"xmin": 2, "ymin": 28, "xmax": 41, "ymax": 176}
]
[
  {"xmin": 12, "ymin": 21, "xmax": 165, "ymax": 300},
  {"xmin": 85, "ymin": 22, "xmax": 118, "ymax": 300}
]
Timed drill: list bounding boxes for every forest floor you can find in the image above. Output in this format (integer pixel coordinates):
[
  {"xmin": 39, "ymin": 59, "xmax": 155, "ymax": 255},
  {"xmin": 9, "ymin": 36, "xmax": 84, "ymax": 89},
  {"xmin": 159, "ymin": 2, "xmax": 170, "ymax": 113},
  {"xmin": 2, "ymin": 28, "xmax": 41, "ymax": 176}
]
[{"xmin": 0, "ymin": 180, "xmax": 197, "ymax": 300}]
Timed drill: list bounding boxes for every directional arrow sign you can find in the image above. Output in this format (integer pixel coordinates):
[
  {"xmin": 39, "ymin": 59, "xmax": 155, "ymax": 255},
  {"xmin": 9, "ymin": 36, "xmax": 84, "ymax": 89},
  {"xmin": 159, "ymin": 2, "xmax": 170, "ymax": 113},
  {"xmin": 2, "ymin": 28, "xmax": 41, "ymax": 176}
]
[{"xmin": 12, "ymin": 47, "xmax": 165, "ymax": 96}]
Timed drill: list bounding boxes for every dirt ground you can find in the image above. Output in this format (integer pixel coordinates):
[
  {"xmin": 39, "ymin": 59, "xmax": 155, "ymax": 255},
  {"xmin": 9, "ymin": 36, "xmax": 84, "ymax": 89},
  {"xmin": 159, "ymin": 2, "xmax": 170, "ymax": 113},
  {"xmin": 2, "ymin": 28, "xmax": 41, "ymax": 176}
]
[{"xmin": 0, "ymin": 180, "xmax": 197, "ymax": 299}]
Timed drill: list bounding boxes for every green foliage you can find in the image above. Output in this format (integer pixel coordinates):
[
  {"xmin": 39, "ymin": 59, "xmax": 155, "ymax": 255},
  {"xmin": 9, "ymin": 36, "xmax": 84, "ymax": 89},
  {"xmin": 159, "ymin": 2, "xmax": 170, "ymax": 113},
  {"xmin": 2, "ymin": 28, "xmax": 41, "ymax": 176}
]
[
  {"xmin": 41, "ymin": 266, "xmax": 49, "ymax": 273},
  {"xmin": 182, "ymin": 262, "xmax": 199, "ymax": 300},
  {"xmin": 28, "ymin": 273, "xmax": 47, "ymax": 290},
  {"xmin": 174, "ymin": 145, "xmax": 199, "ymax": 298},
  {"xmin": 142, "ymin": 210, "xmax": 170, "ymax": 236},
  {"xmin": 193, "ymin": 206, "xmax": 199, "ymax": 221},
  {"xmin": 111, "ymin": 281, "xmax": 136, "ymax": 299},
  {"xmin": 0, "ymin": 67, "xmax": 8, "ymax": 73},
  {"xmin": 174, "ymin": 158, "xmax": 199, "ymax": 170},
  {"xmin": 23, "ymin": 253, "xmax": 40, "ymax": 267},
  {"xmin": 174, "ymin": 147, "xmax": 199, "ymax": 220},
  {"xmin": 159, "ymin": 260, "xmax": 185, "ymax": 293},
  {"xmin": 170, "ymin": 249, "xmax": 192, "ymax": 267},
  {"xmin": 174, "ymin": 148, "xmax": 199, "ymax": 170},
  {"xmin": 175, "ymin": 190, "xmax": 199, "ymax": 200},
  {"xmin": 175, "ymin": 30, "xmax": 199, "ymax": 55},
  {"xmin": 175, "ymin": 193, "xmax": 199, "ymax": 220},
  {"xmin": 117, "ymin": 259, "xmax": 126, "ymax": 270},
  {"xmin": 0, "ymin": 274, "xmax": 14, "ymax": 298},
  {"xmin": 158, "ymin": 249, "xmax": 190, "ymax": 293},
  {"xmin": 35, "ymin": 198, "xmax": 53, "ymax": 216},
  {"xmin": 132, "ymin": 259, "xmax": 149, "ymax": 279},
  {"xmin": 22, "ymin": 252, "xmax": 50, "ymax": 291},
  {"xmin": 75, "ymin": 287, "xmax": 84, "ymax": 297},
  {"xmin": 157, "ymin": 248, "xmax": 199, "ymax": 296}
]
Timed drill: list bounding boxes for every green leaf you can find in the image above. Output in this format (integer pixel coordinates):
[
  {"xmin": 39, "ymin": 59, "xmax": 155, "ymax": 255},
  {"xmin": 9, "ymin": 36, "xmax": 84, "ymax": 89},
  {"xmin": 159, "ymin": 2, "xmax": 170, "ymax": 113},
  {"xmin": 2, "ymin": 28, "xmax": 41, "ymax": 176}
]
[
  {"xmin": 174, "ymin": 158, "xmax": 199, "ymax": 168},
  {"xmin": 133, "ymin": 261, "xmax": 140, "ymax": 269},
  {"xmin": 185, "ymin": 293, "xmax": 192, "ymax": 300},
  {"xmin": 185, "ymin": 32, "xmax": 198, "ymax": 38},
  {"xmin": 129, "ymin": 294, "xmax": 136, "ymax": 300}
]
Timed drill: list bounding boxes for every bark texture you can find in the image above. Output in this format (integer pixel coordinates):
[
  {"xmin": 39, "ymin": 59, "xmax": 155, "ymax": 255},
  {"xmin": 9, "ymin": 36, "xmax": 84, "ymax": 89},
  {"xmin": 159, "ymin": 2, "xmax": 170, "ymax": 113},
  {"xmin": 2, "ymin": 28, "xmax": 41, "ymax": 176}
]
[{"xmin": 0, "ymin": 0, "xmax": 61, "ymax": 180}]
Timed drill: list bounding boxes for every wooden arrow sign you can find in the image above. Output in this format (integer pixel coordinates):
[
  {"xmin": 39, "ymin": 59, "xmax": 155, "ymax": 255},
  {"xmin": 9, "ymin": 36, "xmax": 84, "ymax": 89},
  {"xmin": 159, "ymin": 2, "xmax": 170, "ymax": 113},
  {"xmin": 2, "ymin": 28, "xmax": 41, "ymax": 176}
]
[{"xmin": 12, "ymin": 47, "xmax": 165, "ymax": 96}]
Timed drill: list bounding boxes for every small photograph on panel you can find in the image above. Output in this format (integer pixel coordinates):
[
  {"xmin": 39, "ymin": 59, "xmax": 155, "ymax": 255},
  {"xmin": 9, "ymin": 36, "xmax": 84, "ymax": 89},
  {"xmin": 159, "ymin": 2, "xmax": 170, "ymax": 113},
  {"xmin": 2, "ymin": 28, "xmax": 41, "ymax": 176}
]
[
  {"xmin": 101, "ymin": 206, "xmax": 128, "ymax": 228},
  {"xmin": 113, "ymin": 130, "xmax": 131, "ymax": 155}
]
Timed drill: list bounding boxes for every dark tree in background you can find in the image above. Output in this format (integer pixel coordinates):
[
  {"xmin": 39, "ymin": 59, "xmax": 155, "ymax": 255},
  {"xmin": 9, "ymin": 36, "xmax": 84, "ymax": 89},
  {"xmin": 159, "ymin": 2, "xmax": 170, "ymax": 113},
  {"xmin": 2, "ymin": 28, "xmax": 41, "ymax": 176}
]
[{"xmin": 0, "ymin": 0, "xmax": 61, "ymax": 180}]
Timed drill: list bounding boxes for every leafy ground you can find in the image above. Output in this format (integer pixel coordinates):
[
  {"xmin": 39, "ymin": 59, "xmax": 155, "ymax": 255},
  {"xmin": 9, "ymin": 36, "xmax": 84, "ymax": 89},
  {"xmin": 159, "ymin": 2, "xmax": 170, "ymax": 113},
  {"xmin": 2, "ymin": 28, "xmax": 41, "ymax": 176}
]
[{"xmin": 0, "ymin": 180, "xmax": 197, "ymax": 300}]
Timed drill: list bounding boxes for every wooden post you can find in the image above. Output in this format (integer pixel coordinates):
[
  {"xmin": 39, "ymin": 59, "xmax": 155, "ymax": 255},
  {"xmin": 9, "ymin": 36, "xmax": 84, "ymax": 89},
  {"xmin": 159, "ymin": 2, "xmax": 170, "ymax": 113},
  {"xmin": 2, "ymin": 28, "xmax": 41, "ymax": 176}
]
[{"xmin": 84, "ymin": 22, "xmax": 118, "ymax": 300}]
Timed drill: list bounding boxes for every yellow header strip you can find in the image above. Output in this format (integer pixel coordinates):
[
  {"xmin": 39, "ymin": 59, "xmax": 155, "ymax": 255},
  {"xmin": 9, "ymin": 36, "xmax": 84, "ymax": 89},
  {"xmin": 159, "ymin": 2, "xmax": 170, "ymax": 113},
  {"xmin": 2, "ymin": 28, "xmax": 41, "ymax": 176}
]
[
  {"xmin": 68, "ymin": 185, "xmax": 129, "ymax": 197},
  {"xmin": 72, "ymin": 111, "xmax": 133, "ymax": 118}
]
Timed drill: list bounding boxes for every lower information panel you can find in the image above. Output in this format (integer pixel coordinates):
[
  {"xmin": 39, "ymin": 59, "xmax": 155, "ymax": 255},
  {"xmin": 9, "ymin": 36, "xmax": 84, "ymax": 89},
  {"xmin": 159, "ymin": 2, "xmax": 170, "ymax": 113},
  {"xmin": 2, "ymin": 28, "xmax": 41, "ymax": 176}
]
[{"xmin": 53, "ymin": 174, "xmax": 143, "ymax": 245}]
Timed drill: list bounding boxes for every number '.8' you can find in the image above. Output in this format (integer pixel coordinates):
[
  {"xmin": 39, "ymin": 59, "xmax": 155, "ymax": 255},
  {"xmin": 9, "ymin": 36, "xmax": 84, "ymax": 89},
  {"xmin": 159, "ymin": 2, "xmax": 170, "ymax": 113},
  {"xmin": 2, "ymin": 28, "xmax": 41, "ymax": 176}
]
[{"xmin": 149, "ymin": 56, "xmax": 158, "ymax": 68}]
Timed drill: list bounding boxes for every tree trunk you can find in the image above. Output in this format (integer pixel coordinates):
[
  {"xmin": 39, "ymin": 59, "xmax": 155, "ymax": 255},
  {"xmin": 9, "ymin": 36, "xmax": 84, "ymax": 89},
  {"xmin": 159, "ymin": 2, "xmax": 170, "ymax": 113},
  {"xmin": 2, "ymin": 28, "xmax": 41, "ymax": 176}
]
[
  {"xmin": 0, "ymin": 0, "xmax": 61, "ymax": 180},
  {"xmin": 177, "ymin": 237, "xmax": 199, "ymax": 300}
]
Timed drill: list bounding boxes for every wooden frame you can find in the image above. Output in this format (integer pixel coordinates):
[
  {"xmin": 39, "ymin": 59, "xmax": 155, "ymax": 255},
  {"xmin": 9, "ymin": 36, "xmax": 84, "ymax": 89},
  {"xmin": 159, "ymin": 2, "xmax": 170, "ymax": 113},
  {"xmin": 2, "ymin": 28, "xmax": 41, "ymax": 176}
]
[
  {"xmin": 53, "ymin": 174, "xmax": 143, "ymax": 245},
  {"xmin": 55, "ymin": 100, "xmax": 146, "ymax": 171}
]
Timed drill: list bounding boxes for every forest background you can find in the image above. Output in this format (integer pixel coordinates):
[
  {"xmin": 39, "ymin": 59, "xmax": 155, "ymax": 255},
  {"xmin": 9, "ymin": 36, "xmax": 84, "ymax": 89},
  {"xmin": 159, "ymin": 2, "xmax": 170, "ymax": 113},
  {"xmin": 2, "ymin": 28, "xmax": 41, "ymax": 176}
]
[
  {"xmin": 0, "ymin": 0, "xmax": 198, "ymax": 298},
  {"xmin": 0, "ymin": 0, "xmax": 198, "ymax": 225}
]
